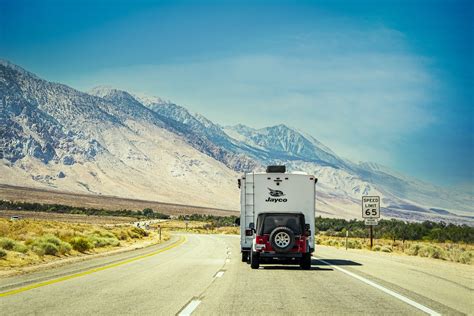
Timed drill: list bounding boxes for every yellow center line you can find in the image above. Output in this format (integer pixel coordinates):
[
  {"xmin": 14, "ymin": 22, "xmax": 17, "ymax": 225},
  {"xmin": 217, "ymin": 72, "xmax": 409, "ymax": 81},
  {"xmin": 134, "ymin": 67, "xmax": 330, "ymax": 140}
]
[{"xmin": 0, "ymin": 235, "xmax": 187, "ymax": 297}]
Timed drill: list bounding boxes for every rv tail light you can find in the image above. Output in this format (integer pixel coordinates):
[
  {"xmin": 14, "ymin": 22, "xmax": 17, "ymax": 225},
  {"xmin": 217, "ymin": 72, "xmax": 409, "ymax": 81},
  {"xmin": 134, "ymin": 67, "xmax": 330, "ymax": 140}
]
[{"xmin": 245, "ymin": 229, "xmax": 253, "ymax": 236}]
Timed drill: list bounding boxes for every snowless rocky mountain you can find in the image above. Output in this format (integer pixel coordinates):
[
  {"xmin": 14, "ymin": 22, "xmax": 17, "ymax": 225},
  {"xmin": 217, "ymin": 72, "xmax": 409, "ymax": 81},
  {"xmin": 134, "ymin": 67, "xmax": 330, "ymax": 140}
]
[{"xmin": 0, "ymin": 60, "xmax": 472, "ymax": 223}]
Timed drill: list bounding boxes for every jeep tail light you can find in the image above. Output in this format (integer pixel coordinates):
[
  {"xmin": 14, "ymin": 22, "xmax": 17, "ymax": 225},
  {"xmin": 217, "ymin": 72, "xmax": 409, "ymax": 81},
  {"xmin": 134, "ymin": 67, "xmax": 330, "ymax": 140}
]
[
  {"xmin": 256, "ymin": 236, "xmax": 265, "ymax": 244},
  {"xmin": 255, "ymin": 244, "xmax": 265, "ymax": 250}
]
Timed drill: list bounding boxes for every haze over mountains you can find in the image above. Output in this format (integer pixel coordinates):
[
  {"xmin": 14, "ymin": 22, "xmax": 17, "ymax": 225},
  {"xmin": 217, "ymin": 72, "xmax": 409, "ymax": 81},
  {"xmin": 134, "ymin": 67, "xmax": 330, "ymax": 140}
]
[{"xmin": 0, "ymin": 60, "xmax": 472, "ymax": 224}]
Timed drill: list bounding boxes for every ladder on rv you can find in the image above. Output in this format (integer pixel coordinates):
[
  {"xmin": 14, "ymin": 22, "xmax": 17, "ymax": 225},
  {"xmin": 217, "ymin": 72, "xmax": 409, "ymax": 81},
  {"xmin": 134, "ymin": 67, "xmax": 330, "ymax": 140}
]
[{"xmin": 244, "ymin": 173, "xmax": 255, "ymax": 226}]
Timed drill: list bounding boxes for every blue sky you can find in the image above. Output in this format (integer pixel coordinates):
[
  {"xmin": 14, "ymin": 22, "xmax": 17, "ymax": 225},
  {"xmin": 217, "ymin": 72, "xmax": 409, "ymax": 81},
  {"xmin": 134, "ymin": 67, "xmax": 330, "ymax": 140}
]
[{"xmin": 1, "ymin": 0, "xmax": 472, "ymax": 188}]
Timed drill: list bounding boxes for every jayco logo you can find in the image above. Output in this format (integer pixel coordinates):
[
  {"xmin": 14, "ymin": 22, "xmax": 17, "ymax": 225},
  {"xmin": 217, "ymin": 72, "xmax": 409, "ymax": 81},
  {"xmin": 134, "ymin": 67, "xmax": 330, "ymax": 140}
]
[{"xmin": 266, "ymin": 188, "xmax": 288, "ymax": 203}]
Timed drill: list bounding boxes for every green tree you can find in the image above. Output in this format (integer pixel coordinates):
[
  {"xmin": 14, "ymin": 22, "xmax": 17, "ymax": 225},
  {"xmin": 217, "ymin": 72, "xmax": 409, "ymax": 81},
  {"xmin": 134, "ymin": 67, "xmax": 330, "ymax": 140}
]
[{"xmin": 143, "ymin": 208, "xmax": 154, "ymax": 218}]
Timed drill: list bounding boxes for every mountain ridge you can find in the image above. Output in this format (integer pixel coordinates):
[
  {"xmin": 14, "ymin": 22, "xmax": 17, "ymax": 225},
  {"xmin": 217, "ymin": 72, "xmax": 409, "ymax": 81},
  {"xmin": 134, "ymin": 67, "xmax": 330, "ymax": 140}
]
[{"xmin": 1, "ymin": 60, "xmax": 471, "ymax": 223}]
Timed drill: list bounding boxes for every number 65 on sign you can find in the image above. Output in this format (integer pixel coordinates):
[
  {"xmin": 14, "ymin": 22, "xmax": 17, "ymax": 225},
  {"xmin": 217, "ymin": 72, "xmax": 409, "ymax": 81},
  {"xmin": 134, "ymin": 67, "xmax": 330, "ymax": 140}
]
[{"xmin": 362, "ymin": 196, "xmax": 380, "ymax": 218}]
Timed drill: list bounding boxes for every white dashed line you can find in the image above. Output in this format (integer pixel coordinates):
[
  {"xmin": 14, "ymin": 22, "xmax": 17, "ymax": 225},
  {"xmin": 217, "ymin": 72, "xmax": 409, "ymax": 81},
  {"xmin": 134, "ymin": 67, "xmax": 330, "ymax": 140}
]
[
  {"xmin": 315, "ymin": 258, "xmax": 441, "ymax": 316},
  {"xmin": 215, "ymin": 271, "xmax": 225, "ymax": 278},
  {"xmin": 178, "ymin": 299, "xmax": 201, "ymax": 316}
]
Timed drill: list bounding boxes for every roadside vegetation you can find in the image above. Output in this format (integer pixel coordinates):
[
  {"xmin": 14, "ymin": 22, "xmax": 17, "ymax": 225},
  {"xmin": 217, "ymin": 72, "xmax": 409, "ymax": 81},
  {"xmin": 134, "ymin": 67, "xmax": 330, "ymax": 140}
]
[
  {"xmin": 315, "ymin": 217, "xmax": 474, "ymax": 264},
  {"xmin": 315, "ymin": 216, "xmax": 474, "ymax": 243},
  {"xmin": 156, "ymin": 218, "xmax": 239, "ymax": 235},
  {"xmin": 316, "ymin": 235, "xmax": 473, "ymax": 264},
  {"xmin": 0, "ymin": 200, "xmax": 170, "ymax": 220},
  {"xmin": 0, "ymin": 218, "xmax": 166, "ymax": 269},
  {"xmin": 177, "ymin": 214, "xmax": 239, "ymax": 228},
  {"xmin": 1, "ymin": 200, "xmax": 472, "ymax": 266}
]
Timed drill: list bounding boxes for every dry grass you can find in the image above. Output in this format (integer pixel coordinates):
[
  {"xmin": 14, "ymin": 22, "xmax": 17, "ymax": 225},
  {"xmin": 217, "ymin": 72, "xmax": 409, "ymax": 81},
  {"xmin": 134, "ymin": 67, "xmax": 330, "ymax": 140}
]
[
  {"xmin": 0, "ymin": 218, "xmax": 168, "ymax": 269},
  {"xmin": 316, "ymin": 235, "xmax": 474, "ymax": 264}
]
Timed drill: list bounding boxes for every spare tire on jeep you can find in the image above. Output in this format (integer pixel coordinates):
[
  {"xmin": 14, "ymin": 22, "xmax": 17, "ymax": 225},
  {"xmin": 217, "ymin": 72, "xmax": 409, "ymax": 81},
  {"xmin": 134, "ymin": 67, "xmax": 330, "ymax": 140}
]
[{"xmin": 269, "ymin": 227, "xmax": 295, "ymax": 252}]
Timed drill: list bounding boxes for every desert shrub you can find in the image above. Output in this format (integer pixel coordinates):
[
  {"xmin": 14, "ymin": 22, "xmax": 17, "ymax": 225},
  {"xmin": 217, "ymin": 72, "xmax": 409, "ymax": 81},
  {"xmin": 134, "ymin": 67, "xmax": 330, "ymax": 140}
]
[
  {"xmin": 42, "ymin": 235, "xmax": 62, "ymax": 247},
  {"xmin": 101, "ymin": 231, "xmax": 117, "ymax": 239},
  {"xmin": 130, "ymin": 227, "xmax": 148, "ymax": 238},
  {"xmin": 13, "ymin": 243, "xmax": 28, "ymax": 254},
  {"xmin": 418, "ymin": 245, "xmax": 446, "ymax": 259},
  {"xmin": 405, "ymin": 243, "xmax": 422, "ymax": 256},
  {"xmin": 347, "ymin": 240, "xmax": 362, "ymax": 249},
  {"xmin": 458, "ymin": 251, "xmax": 473, "ymax": 264},
  {"xmin": 380, "ymin": 246, "xmax": 392, "ymax": 253},
  {"xmin": 70, "ymin": 237, "xmax": 92, "ymax": 252},
  {"xmin": 0, "ymin": 237, "xmax": 16, "ymax": 250},
  {"xmin": 0, "ymin": 222, "xmax": 9, "ymax": 236},
  {"xmin": 31, "ymin": 241, "xmax": 59, "ymax": 256},
  {"xmin": 89, "ymin": 235, "xmax": 120, "ymax": 248},
  {"xmin": 115, "ymin": 230, "xmax": 129, "ymax": 241},
  {"xmin": 55, "ymin": 229, "xmax": 75, "ymax": 240},
  {"xmin": 92, "ymin": 230, "xmax": 116, "ymax": 239},
  {"xmin": 445, "ymin": 247, "xmax": 463, "ymax": 263},
  {"xmin": 58, "ymin": 242, "xmax": 72, "ymax": 254},
  {"xmin": 29, "ymin": 235, "xmax": 72, "ymax": 256},
  {"xmin": 325, "ymin": 239, "xmax": 339, "ymax": 247},
  {"xmin": 372, "ymin": 245, "xmax": 382, "ymax": 251},
  {"xmin": 127, "ymin": 230, "xmax": 140, "ymax": 239},
  {"xmin": 203, "ymin": 223, "xmax": 215, "ymax": 230},
  {"xmin": 0, "ymin": 249, "xmax": 6, "ymax": 258}
]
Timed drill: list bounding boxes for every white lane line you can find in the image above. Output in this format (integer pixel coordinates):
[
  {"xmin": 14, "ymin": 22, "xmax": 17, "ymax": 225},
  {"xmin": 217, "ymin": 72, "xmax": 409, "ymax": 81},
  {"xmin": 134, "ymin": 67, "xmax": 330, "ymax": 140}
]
[
  {"xmin": 315, "ymin": 258, "xmax": 441, "ymax": 316},
  {"xmin": 178, "ymin": 299, "xmax": 201, "ymax": 316},
  {"xmin": 215, "ymin": 271, "xmax": 225, "ymax": 278}
]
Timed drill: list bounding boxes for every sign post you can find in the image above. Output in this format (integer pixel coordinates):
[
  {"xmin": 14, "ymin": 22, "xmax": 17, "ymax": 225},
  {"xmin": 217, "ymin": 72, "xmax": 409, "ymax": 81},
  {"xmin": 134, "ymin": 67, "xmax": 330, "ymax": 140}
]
[
  {"xmin": 370, "ymin": 225, "xmax": 373, "ymax": 249},
  {"xmin": 362, "ymin": 196, "xmax": 380, "ymax": 249},
  {"xmin": 345, "ymin": 230, "xmax": 349, "ymax": 250}
]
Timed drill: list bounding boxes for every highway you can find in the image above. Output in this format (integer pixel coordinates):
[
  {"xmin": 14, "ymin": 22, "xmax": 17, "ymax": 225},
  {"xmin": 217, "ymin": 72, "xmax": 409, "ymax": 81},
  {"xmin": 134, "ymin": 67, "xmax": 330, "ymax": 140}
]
[{"xmin": 1, "ymin": 234, "xmax": 472, "ymax": 315}]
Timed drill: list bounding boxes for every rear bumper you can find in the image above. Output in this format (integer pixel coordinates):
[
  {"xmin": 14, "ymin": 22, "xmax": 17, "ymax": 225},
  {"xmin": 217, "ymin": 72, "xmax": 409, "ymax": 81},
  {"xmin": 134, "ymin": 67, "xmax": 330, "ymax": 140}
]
[{"xmin": 259, "ymin": 252, "xmax": 304, "ymax": 258}]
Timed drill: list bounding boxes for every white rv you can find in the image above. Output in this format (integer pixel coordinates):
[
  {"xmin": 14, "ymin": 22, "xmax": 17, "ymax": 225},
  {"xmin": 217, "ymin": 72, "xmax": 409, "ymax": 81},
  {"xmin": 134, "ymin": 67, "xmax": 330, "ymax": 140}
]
[{"xmin": 238, "ymin": 165, "xmax": 317, "ymax": 269}]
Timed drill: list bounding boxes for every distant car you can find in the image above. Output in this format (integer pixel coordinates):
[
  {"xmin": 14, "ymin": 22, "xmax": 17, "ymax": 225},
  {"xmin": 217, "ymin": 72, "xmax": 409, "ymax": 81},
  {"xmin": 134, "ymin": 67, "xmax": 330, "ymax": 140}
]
[{"xmin": 10, "ymin": 216, "xmax": 22, "ymax": 221}]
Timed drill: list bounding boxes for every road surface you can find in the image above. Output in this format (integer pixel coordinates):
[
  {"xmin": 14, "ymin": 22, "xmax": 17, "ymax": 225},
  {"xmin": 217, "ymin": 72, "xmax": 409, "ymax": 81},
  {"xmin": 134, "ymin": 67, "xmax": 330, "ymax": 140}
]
[{"xmin": 1, "ymin": 234, "xmax": 472, "ymax": 315}]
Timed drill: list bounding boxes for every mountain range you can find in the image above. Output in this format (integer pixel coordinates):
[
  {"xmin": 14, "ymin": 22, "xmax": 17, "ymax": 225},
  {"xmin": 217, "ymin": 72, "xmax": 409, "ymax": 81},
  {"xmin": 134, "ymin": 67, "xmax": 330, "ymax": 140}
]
[{"xmin": 0, "ymin": 60, "xmax": 472, "ymax": 224}]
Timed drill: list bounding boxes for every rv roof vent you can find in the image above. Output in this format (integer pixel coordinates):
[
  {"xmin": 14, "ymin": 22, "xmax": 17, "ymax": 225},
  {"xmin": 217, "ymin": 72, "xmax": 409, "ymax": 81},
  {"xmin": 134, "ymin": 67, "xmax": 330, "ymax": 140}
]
[{"xmin": 266, "ymin": 165, "xmax": 286, "ymax": 173}]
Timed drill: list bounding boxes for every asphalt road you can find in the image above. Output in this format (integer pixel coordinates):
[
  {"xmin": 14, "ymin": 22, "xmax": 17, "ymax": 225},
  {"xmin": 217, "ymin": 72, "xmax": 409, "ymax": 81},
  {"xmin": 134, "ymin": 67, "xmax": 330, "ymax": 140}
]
[{"xmin": 1, "ymin": 234, "xmax": 471, "ymax": 315}]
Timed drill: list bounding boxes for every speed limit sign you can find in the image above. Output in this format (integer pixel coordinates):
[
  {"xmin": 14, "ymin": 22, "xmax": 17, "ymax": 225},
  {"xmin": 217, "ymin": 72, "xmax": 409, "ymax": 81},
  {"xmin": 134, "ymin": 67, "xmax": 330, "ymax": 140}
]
[{"xmin": 362, "ymin": 196, "xmax": 380, "ymax": 219}]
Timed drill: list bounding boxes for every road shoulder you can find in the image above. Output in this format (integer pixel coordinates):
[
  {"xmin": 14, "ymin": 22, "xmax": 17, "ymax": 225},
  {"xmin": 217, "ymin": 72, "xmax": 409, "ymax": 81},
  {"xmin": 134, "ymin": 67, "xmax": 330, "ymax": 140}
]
[
  {"xmin": 315, "ymin": 245, "xmax": 473, "ymax": 315},
  {"xmin": 0, "ymin": 235, "xmax": 181, "ymax": 294}
]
